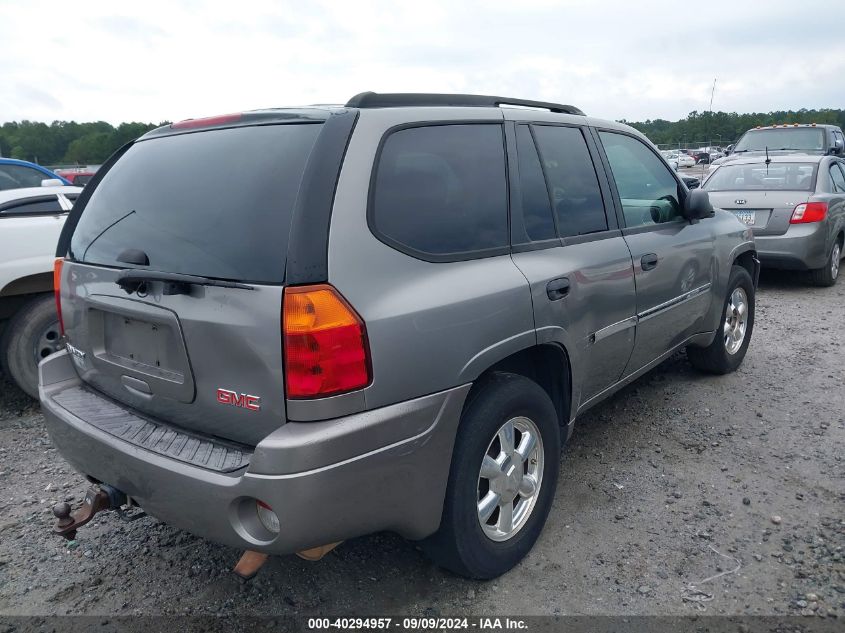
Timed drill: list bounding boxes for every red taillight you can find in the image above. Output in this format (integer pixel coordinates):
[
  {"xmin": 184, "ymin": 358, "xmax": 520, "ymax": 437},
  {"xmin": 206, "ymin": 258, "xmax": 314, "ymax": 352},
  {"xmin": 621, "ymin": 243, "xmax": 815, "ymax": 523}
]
[
  {"xmin": 53, "ymin": 258, "xmax": 64, "ymax": 335},
  {"xmin": 790, "ymin": 202, "xmax": 828, "ymax": 224},
  {"xmin": 170, "ymin": 113, "xmax": 242, "ymax": 129},
  {"xmin": 283, "ymin": 284, "xmax": 371, "ymax": 399}
]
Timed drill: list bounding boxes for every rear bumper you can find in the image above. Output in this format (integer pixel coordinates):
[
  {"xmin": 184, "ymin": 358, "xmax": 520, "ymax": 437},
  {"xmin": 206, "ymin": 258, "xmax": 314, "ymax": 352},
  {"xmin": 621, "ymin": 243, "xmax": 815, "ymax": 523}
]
[
  {"xmin": 754, "ymin": 224, "xmax": 828, "ymax": 271},
  {"xmin": 40, "ymin": 350, "xmax": 468, "ymax": 553}
]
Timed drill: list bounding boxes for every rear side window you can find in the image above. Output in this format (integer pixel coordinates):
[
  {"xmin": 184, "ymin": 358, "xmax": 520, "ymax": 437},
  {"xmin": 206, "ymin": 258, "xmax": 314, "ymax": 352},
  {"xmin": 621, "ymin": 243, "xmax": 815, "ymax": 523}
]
[
  {"xmin": 371, "ymin": 124, "xmax": 508, "ymax": 259},
  {"xmin": 0, "ymin": 164, "xmax": 49, "ymax": 190},
  {"xmin": 70, "ymin": 124, "xmax": 321, "ymax": 283},
  {"xmin": 532, "ymin": 126, "xmax": 608, "ymax": 237},
  {"xmin": 599, "ymin": 131, "xmax": 683, "ymax": 228},
  {"xmin": 513, "ymin": 125, "xmax": 556, "ymax": 243},
  {"xmin": 0, "ymin": 195, "xmax": 62, "ymax": 216}
]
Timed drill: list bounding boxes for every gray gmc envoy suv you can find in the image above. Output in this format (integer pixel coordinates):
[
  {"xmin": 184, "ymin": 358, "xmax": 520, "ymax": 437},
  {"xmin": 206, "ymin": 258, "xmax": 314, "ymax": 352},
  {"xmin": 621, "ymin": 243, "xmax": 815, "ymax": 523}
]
[{"xmin": 41, "ymin": 92, "xmax": 760, "ymax": 579}]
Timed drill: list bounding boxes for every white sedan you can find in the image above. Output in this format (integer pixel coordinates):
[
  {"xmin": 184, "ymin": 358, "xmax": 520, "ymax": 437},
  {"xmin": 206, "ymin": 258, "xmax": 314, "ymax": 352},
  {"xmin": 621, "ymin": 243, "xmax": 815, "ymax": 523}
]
[{"xmin": 661, "ymin": 151, "xmax": 695, "ymax": 170}]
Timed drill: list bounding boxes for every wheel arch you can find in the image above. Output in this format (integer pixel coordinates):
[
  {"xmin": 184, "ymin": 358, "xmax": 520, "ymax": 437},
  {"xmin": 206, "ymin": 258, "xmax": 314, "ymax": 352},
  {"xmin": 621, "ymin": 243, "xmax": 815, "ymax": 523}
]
[
  {"xmin": 465, "ymin": 343, "xmax": 573, "ymax": 434},
  {"xmin": 0, "ymin": 272, "xmax": 53, "ymax": 298},
  {"xmin": 732, "ymin": 247, "xmax": 758, "ymax": 285}
]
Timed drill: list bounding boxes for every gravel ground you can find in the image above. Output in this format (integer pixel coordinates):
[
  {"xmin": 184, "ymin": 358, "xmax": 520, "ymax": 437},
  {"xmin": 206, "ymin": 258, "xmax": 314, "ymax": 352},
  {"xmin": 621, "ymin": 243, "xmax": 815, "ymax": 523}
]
[{"xmin": 0, "ymin": 270, "xmax": 842, "ymax": 619}]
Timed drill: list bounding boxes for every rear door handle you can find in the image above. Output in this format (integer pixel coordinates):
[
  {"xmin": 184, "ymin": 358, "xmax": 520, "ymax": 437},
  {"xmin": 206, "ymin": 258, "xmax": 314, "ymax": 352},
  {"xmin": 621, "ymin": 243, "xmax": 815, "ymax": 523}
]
[
  {"xmin": 546, "ymin": 277, "xmax": 570, "ymax": 301},
  {"xmin": 641, "ymin": 253, "xmax": 659, "ymax": 271}
]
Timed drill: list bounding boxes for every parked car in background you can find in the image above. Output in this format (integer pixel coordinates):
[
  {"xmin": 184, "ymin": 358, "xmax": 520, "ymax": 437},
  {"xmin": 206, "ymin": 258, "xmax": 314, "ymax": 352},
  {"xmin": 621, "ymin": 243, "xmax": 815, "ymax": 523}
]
[
  {"xmin": 677, "ymin": 153, "xmax": 696, "ymax": 168},
  {"xmin": 715, "ymin": 124, "xmax": 845, "ymax": 165},
  {"xmin": 704, "ymin": 155, "xmax": 845, "ymax": 286},
  {"xmin": 0, "ymin": 185, "xmax": 81, "ymax": 396},
  {"xmin": 0, "ymin": 158, "xmax": 69, "ymax": 190},
  {"xmin": 663, "ymin": 151, "xmax": 695, "ymax": 168},
  {"xmin": 41, "ymin": 93, "xmax": 757, "ymax": 580},
  {"xmin": 54, "ymin": 168, "xmax": 97, "ymax": 186}
]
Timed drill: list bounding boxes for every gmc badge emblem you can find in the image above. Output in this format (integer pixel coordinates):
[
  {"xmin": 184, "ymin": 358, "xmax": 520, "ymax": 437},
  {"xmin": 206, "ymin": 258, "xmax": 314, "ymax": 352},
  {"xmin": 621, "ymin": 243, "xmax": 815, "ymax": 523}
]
[
  {"xmin": 217, "ymin": 388, "xmax": 260, "ymax": 411},
  {"xmin": 734, "ymin": 199, "xmax": 747, "ymax": 205}
]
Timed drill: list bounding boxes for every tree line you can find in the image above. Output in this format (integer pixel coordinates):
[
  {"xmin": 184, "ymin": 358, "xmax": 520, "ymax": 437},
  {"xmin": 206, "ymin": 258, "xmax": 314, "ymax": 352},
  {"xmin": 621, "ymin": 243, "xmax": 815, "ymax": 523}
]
[
  {"xmin": 0, "ymin": 121, "xmax": 164, "ymax": 165},
  {"xmin": 1, "ymin": 108, "xmax": 844, "ymax": 165},
  {"xmin": 623, "ymin": 108, "xmax": 845, "ymax": 148}
]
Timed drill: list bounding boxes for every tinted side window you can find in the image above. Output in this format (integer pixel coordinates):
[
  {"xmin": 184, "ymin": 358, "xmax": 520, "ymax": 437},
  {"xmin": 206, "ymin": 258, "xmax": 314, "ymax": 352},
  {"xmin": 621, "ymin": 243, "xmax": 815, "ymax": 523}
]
[
  {"xmin": 0, "ymin": 164, "xmax": 49, "ymax": 190},
  {"xmin": 371, "ymin": 124, "xmax": 508, "ymax": 258},
  {"xmin": 514, "ymin": 125, "xmax": 556, "ymax": 243},
  {"xmin": 599, "ymin": 131, "xmax": 683, "ymax": 228},
  {"xmin": 0, "ymin": 196, "xmax": 62, "ymax": 216},
  {"xmin": 830, "ymin": 163, "xmax": 845, "ymax": 193},
  {"xmin": 532, "ymin": 126, "xmax": 608, "ymax": 237}
]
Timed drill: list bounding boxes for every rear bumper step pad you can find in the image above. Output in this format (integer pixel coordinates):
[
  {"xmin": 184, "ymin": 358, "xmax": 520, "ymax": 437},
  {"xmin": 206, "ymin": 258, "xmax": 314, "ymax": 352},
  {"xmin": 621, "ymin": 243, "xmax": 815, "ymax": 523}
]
[{"xmin": 51, "ymin": 387, "xmax": 251, "ymax": 473}]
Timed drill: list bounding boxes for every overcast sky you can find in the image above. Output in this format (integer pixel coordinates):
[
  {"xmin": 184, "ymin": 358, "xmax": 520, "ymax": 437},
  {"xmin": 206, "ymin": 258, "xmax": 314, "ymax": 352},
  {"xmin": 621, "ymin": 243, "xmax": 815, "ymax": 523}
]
[{"xmin": 1, "ymin": 0, "xmax": 841, "ymax": 125}]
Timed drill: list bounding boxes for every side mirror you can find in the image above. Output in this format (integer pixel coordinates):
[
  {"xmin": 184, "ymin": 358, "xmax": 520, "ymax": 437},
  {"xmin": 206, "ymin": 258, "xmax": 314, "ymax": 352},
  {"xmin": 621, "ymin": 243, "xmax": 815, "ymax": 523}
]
[
  {"xmin": 832, "ymin": 138, "xmax": 844, "ymax": 155},
  {"xmin": 683, "ymin": 188, "xmax": 714, "ymax": 221},
  {"xmin": 725, "ymin": 144, "xmax": 734, "ymax": 155},
  {"xmin": 41, "ymin": 178, "xmax": 64, "ymax": 187}
]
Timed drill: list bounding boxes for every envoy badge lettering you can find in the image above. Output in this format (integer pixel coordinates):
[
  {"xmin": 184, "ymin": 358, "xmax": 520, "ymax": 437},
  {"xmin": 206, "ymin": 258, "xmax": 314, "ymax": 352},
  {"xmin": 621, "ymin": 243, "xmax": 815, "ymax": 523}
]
[{"xmin": 216, "ymin": 388, "xmax": 261, "ymax": 411}]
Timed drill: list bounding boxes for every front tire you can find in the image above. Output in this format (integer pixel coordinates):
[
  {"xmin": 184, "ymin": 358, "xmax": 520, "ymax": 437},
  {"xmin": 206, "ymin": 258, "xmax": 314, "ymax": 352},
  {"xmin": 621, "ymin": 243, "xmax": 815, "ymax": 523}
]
[
  {"xmin": 421, "ymin": 372, "xmax": 560, "ymax": 579},
  {"xmin": 810, "ymin": 238, "xmax": 841, "ymax": 287},
  {"xmin": 0, "ymin": 294, "xmax": 63, "ymax": 399},
  {"xmin": 687, "ymin": 265, "xmax": 754, "ymax": 375}
]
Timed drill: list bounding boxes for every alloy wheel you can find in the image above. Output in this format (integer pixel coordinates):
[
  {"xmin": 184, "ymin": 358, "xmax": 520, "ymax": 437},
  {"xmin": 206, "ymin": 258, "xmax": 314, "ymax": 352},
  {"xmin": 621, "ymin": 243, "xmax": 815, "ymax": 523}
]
[
  {"xmin": 477, "ymin": 416, "xmax": 544, "ymax": 542},
  {"xmin": 723, "ymin": 287, "xmax": 748, "ymax": 355}
]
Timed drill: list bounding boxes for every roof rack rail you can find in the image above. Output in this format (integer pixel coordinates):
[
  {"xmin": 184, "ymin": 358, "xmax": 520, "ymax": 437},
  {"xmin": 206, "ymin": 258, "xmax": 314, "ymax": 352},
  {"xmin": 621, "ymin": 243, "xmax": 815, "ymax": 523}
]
[{"xmin": 345, "ymin": 92, "xmax": 585, "ymax": 116}]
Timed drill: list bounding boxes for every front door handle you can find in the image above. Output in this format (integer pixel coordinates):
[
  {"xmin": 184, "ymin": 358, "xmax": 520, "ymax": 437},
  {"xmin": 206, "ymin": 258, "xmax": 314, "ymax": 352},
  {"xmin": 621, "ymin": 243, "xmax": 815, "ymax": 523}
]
[
  {"xmin": 641, "ymin": 253, "xmax": 659, "ymax": 271},
  {"xmin": 546, "ymin": 277, "xmax": 571, "ymax": 301}
]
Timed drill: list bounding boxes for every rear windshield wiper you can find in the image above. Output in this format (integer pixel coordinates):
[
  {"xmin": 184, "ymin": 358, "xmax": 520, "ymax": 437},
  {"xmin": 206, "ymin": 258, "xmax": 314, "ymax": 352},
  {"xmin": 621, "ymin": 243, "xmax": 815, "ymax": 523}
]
[{"xmin": 115, "ymin": 270, "xmax": 255, "ymax": 295}]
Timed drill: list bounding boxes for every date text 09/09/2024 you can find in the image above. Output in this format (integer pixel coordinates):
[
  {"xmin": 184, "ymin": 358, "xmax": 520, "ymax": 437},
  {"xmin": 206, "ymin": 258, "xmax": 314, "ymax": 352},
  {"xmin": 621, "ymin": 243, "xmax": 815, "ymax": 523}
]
[{"xmin": 307, "ymin": 618, "xmax": 529, "ymax": 630}]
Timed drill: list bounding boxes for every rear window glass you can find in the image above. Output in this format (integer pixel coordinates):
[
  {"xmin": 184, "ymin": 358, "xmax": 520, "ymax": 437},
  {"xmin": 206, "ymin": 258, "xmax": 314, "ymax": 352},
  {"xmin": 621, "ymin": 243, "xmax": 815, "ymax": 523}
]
[
  {"xmin": 371, "ymin": 124, "xmax": 508, "ymax": 258},
  {"xmin": 704, "ymin": 163, "xmax": 817, "ymax": 192},
  {"xmin": 70, "ymin": 124, "xmax": 321, "ymax": 283}
]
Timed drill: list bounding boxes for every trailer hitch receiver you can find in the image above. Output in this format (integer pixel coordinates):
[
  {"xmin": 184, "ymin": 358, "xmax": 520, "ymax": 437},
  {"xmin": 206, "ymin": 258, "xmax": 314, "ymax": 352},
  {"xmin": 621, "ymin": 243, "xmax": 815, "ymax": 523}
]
[{"xmin": 52, "ymin": 484, "xmax": 132, "ymax": 540}]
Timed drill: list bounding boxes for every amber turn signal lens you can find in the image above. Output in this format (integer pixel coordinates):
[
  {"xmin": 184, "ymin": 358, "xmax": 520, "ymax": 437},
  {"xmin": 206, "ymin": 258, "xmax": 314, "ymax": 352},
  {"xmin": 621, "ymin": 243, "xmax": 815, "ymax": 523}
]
[
  {"xmin": 53, "ymin": 258, "xmax": 64, "ymax": 335},
  {"xmin": 283, "ymin": 285, "xmax": 371, "ymax": 399}
]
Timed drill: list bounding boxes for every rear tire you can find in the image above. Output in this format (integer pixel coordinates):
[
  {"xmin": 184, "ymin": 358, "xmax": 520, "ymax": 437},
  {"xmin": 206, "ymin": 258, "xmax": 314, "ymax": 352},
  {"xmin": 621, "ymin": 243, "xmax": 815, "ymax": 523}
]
[
  {"xmin": 810, "ymin": 238, "xmax": 841, "ymax": 287},
  {"xmin": 421, "ymin": 372, "xmax": 560, "ymax": 579},
  {"xmin": 0, "ymin": 294, "xmax": 63, "ymax": 399},
  {"xmin": 687, "ymin": 265, "xmax": 754, "ymax": 375}
]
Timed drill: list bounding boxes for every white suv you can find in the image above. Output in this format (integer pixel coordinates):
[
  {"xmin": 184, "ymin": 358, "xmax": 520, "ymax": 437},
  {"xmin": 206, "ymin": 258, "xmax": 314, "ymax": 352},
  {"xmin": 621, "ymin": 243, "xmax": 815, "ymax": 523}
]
[{"xmin": 0, "ymin": 185, "xmax": 81, "ymax": 396}]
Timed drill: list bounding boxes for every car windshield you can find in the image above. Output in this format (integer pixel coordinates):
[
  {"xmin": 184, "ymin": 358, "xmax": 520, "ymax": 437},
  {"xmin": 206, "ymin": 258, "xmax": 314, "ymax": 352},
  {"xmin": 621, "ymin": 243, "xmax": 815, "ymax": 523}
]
[
  {"xmin": 703, "ymin": 163, "xmax": 817, "ymax": 192},
  {"xmin": 733, "ymin": 128, "xmax": 825, "ymax": 152}
]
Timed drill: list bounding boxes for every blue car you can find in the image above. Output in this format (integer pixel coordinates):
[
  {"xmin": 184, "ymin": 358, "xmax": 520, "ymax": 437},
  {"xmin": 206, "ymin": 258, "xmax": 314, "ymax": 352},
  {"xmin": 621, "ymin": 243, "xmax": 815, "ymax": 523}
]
[{"xmin": 0, "ymin": 158, "xmax": 70, "ymax": 190}]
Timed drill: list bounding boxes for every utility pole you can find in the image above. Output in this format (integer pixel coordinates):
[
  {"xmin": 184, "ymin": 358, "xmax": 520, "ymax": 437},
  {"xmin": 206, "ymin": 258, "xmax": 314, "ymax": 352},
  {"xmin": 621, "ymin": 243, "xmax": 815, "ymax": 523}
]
[{"xmin": 708, "ymin": 78, "xmax": 717, "ymax": 150}]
